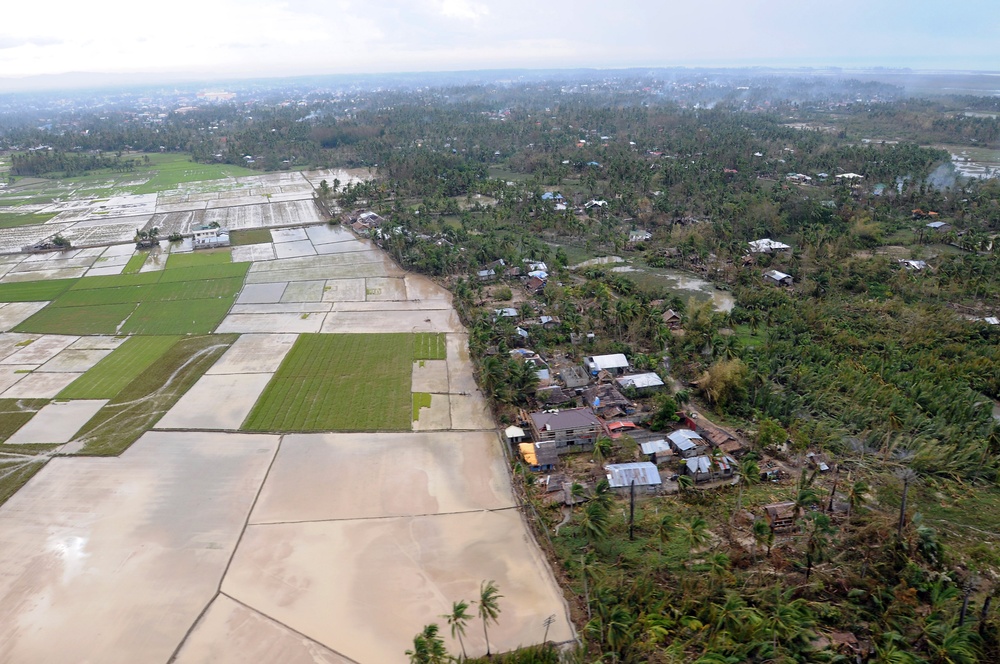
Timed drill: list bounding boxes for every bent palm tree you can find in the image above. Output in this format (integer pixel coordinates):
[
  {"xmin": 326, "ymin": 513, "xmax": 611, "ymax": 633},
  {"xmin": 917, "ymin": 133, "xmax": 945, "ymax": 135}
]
[
  {"xmin": 442, "ymin": 600, "xmax": 471, "ymax": 660},
  {"xmin": 477, "ymin": 580, "xmax": 503, "ymax": 656}
]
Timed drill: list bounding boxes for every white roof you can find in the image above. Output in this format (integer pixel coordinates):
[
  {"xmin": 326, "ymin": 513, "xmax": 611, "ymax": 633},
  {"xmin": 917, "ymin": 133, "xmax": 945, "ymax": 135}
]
[
  {"xmin": 505, "ymin": 426, "xmax": 525, "ymax": 439},
  {"xmin": 927, "ymin": 221, "xmax": 947, "ymax": 229},
  {"xmin": 983, "ymin": 317, "xmax": 999, "ymax": 325},
  {"xmin": 616, "ymin": 373, "xmax": 664, "ymax": 389},
  {"xmin": 835, "ymin": 172, "xmax": 864, "ymax": 179},
  {"xmin": 605, "ymin": 462, "xmax": 662, "ymax": 488},
  {"xmin": 640, "ymin": 439, "xmax": 671, "ymax": 455},
  {"xmin": 528, "ymin": 270, "xmax": 549, "ymax": 279},
  {"xmin": 764, "ymin": 269, "xmax": 792, "ymax": 282},
  {"xmin": 586, "ymin": 354, "xmax": 629, "ymax": 371},
  {"xmin": 495, "ymin": 308, "xmax": 518, "ymax": 317},
  {"xmin": 667, "ymin": 429, "xmax": 705, "ymax": 449},
  {"xmin": 748, "ymin": 238, "xmax": 791, "ymax": 253}
]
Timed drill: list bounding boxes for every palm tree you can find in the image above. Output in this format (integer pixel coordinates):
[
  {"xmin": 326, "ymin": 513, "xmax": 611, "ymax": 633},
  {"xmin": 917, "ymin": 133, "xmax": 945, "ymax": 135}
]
[
  {"xmin": 656, "ymin": 514, "xmax": 676, "ymax": 557},
  {"xmin": 678, "ymin": 516, "xmax": 710, "ymax": 562},
  {"xmin": 442, "ymin": 600, "xmax": 471, "ymax": 660},
  {"xmin": 406, "ymin": 623, "xmax": 449, "ymax": 664},
  {"xmin": 751, "ymin": 519, "xmax": 771, "ymax": 562},
  {"xmin": 592, "ymin": 436, "xmax": 613, "ymax": 467},
  {"xmin": 477, "ymin": 580, "xmax": 503, "ymax": 657}
]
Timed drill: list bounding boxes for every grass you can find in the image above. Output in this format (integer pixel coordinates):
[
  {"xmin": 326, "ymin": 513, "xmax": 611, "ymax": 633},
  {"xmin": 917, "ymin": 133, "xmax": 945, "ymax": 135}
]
[
  {"xmin": 121, "ymin": 253, "xmax": 148, "ymax": 275},
  {"xmin": 165, "ymin": 251, "xmax": 232, "ymax": 270},
  {"xmin": 412, "ymin": 392, "xmax": 432, "ymax": 421},
  {"xmin": 412, "ymin": 332, "xmax": 447, "ymax": 360},
  {"xmin": 51, "ymin": 277, "xmax": 246, "ymax": 307},
  {"xmin": 0, "ymin": 399, "xmax": 48, "ymax": 443},
  {"xmin": 243, "ymin": 333, "xmax": 414, "ymax": 432},
  {"xmin": 0, "ymin": 278, "xmax": 76, "ymax": 302},
  {"xmin": 57, "ymin": 336, "xmax": 180, "ymax": 399},
  {"xmin": 230, "ymin": 228, "xmax": 273, "ymax": 246},
  {"xmin": 14, "ymin": 302, "xmax": 137, "ymax": 335},
  {"xmin": 119, "ymin": 297, "xmax": 236, "ymax": 335},
  {"xmin": 0, "ymin": 212, "xmax": 57, "ymax": 229},
  {"xmin": 72, "ymin": 334, "xmax": 237, "ymax": 455}
]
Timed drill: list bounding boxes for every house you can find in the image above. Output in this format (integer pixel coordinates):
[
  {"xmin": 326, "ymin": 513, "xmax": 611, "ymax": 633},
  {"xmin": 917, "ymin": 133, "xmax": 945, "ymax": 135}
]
[
  {"xmin": 899, "ymin": 259, "xmax": 928, "ymax": 271},
  {"xmin": 584, "ymin": 199, "xmax": 608, "ymax": 210},
  {"xmin": 806, "ymin": 452, "xmax": 831, "ymax": 473},
  {"xmin": 640, "ymin": 439, "xmax": 673, "ymax": 464},
  {"xmin": 687, "ymin": 412, "xmax": 744, "ymax": 455},
  {"xmin": 505, "ymin": 425, "xmax": 527, "ymax": 444},
  {"xmin": 537, "ymin": 386, "xmax": 574, "ymax": 405},
  {"xmin": 584, "ymin": 353, "xmax": 629, "ymax": 376},
  {"xmin": 525, "ymin": 276, "xmax": 546, "ymax": 293},
  {"xmin": 616, "ymin": 372, "xmax": 665, "ymax": 394},
  {"xmin": 356, "ymin": 211, "xmax": 385, "ymax": 227},
  {"xmin": 539, "ymin": 315, "xmax": 560, "ymax": 329},
  {"xmin": 558, "ymin": 365, "xmax": 591, "ymax": 391},
  {"xmin": 494, "ymin": 307, "xmax": 518, "ymax": 319},
  {"xmin": 835, "ymin": 173, "xmax": 864, "ymax": 181},
  {"xmin": 748, "ymin": 238, "xmax": 791, "ymax": 254},
  {"xmin": 605, "ymin": 462, "xmax": 662, "ymax": 494},
  {"xmin": 763, "ymin": 269, "xmax": 793, "ymax": 286},
  {"xmin": 926, "ymin": 221, "xmax": 950, "ymax": 231},
  {"xmin": 519, "ymin": 442, "xmax": 558, "ymax": 472},
  {"xmin": 192, "ymin": 225, "xmax": 230, "ymax": 249},
  {"xmin": 477, "ymin": 268, "xmax": 497, "ymax": 282},
  {"xmin": 503, "ymin": 266, "xmax": 523, "ymax": 278},
  {"xmin": 526, "ymin": 261, "xmax": 548, "ymax": 273},
  {"xmin": 667, "ymin": 429, "xmax": 708, "ymax": 458},
  {"xmin": 628, "ymin": 229, "xmax": 652, "ymax": 244},
  {"xmin": 584, "ymin": 383, "xmax": 633, "ymax": 418},
  {"xmin": 607, "ymin": 420, "xmax": 640, "ymax": 439},
  {"xmin": 662, "ymin": 309, "xmax": 682, "ymax": 329},
  {"xmin": 763, "ymin": 502, "xmax": 799, "ymax": 532},
  {"xmin": 527, "ymin": 408, "xmax": 605, "ymax": 454},
  {"xmin": 684, "ymin": 454, "xmax": 736, "ymax": 482}
]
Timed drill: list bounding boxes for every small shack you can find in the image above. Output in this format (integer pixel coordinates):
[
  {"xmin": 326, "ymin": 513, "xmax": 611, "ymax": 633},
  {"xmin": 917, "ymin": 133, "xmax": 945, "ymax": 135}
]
[
  {"xmin": 192, "ymin": 225, "xmax": 230, "ymax": 249},
  {"xmin": 605, "ymin": 462, "xmax": 662, "ymax": 494},
  {"xmin": 667, "ymin": 429, "xmax": 707, "ymax": 458},
  {"xmin": 763, "ymin": 269, "xmax": 793, "ymax": 287},
  {"xmin": 616, "ymin": 372, "xmax": 665, "ymax": 394},
  {"xmin": 505, "ymin": 425, "xmax": 526, "ymax": 444},
  {"xmin": 764, "ymin": 501, "xmax": 799, "ymax": 533},
  {"xmin": 640, "ymin": 439, "xmax": 673, "ymax": 465}
]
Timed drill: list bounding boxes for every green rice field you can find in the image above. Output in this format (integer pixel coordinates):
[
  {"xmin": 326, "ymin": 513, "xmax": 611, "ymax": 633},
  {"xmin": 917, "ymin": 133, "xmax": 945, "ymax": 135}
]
[
  {"xmin": 243, "ymin": 333, "xmax": 415, "ymax": 432},
  {"xmin": 0, "ymin": 399, "xmax": 48, "ymax": 443},
  {"xmin": 165, "ymin": 251, "xmax": 233, "ymax": 270},
  {"xmin": 119, "ymin": 297, "xmax": 237, "ymax": 335},
  {"xmin": 0, "ymin": 278, "xmax": 76, "ymax": 302},
  {"xmin": 230, "ymin": 228, "xmax": 273, "ymax": 246},
  {"xmin": 13, "ymin": 260, "xmax": 249, "ymax": 336},
  {"xmin": 73, "ymin": 334, "xmax": 237, "ymax": 456},
  {"xmin": 14, "ymin": 302, "xmax": 137, "ymax": 335},
  {"xmin": 57, "ymin": 336, "xmax": 180, "ymax": 399},
  {"xmin": 120, "ymin": 254, "xmax": 148, "ymax": 275}
]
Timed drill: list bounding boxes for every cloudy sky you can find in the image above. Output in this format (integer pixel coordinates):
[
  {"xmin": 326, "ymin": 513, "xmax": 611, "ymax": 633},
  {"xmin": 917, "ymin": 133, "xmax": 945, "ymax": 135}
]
[{"xmin": 1, "ymin": 0, "xmax": 997, "ymax": 84}]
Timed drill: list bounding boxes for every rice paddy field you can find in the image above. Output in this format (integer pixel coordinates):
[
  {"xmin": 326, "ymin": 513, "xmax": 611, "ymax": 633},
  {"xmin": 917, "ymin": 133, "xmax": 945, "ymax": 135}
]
[
  {"xmin": 13, "ymin": 259, "xmax": 249, "ymax": 336},
  {"xmin": 242, "ymin": 333, "xmax": 414, "ymax": 432},
  {"xmin": 57, "ymin": 336, "xmax": 180, "ymax": 399},
  {"xmin": 72, "ymin": 334, "xmax": 237, "ymax": 455}
]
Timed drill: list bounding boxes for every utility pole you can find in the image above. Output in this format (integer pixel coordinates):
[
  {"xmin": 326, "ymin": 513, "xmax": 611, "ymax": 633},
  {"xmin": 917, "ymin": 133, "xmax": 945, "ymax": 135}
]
[{"xmin": 629, "ymin": 479, "xmax": 636, "ymax": 541}]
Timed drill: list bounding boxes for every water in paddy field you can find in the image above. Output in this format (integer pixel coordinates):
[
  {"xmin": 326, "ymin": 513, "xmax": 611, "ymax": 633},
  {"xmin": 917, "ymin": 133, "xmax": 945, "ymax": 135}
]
[{"xmin": 570, "ymin": 255, "xmax": 735, "ymax": 312}]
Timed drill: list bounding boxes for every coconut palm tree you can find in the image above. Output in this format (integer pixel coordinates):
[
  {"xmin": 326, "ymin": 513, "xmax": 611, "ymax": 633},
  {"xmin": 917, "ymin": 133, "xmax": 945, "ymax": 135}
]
[
  {"xmin": 442, "ymin": 600, "xmax": 471, "ymax": 660},
  {"xmin": 476, "ymin": 580, "xmax": 503, "ymax": 657},
  {"xmin": 678, "ymin": 516, "xmax": 710, "ymax": 562},
  {"xmin": 406, "ymin": 623, "xmax": 449, "ymax": 664}
]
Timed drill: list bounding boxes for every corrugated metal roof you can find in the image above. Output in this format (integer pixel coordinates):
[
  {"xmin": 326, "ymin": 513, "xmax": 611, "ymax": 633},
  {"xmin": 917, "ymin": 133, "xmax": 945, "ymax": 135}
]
[
  {"xmin": 685, "ymin": 456, "xmax": 712, "ymax": 474},
  {"xmin": 667, "ymin": 429, "xmax": 704, "ymax": 447},
  {"xmin": 605, "ymin": 462, "xmax": 662, "ymax": 488},
  {"xmin": 505, "ymin": 426, "xmax": 525, "ymax": 439},
  {"xmin": 616, "ymin": 373, "xmax": 664, "ymax": 389},
  {"xmin": 529, "ymin": 408, "xmax": 602, "ymax": 432},
  {"xmin": 640, "ymin": 439, "xmax": 671, "ymax": 454}
]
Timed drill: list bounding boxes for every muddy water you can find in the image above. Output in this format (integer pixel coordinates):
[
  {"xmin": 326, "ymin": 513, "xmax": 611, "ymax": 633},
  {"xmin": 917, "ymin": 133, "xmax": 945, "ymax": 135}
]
[{"xmin": 570, "ymin": 254, "xmax": 736, "ymax": 312}]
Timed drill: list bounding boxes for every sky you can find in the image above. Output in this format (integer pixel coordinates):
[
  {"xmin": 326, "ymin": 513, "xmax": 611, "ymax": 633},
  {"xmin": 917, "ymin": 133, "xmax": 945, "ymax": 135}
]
[{"xmin": 1, "ymin": 0, "xmax": 998, "ymax": 85}]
